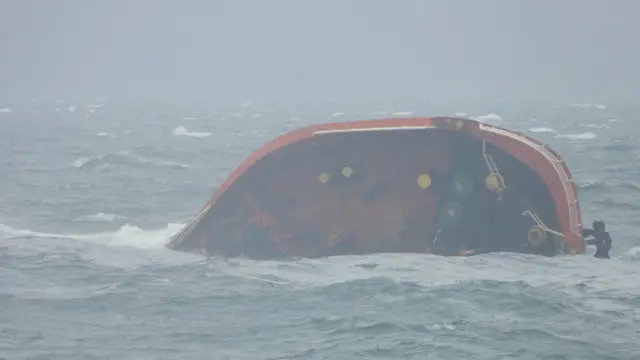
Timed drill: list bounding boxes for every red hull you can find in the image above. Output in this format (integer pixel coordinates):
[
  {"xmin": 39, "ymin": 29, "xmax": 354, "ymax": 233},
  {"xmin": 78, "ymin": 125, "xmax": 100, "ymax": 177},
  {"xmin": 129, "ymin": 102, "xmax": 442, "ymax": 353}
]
[{"xmin": 167, "ymin": 117, "xmax": 585, "ymax": 258}]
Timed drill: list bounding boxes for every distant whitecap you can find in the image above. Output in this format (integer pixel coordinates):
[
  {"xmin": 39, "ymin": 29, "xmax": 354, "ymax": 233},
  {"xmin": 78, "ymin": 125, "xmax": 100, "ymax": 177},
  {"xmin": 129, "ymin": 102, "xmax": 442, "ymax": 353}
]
[
  {"xmin": 555, "ymin": 132, "xmax": 597, "ymax": 140},
  {"xmin": 585, "ymin": 124, "xmax": 610, "ymax": 129},
  {"xmin": 391, "ymin": 111, "xmax": 413, "ymax": 116},
  {"xmin": 74, "ymin": 213, "xmax": 125, "ymax": 222},
  {"xmin": 72, "ymin": 157, "xmax": 91, "ymax": 168},
  {"xmin": 568, "ymin": 103, "xmax": 606, "ymax": 110},
  {"xmin": 172, "ymin": 126, "xmax": 211, "ymax": 138},
  {"xmin": 0, "ymin": 222, "xmax": 184, "ymax": 250},
  {"xmin": 471, "ymin": 113, "xmax": 502, "ymax": 122},
  {"xmin": 95, "ymin": 132, "xmax": 117, "ymax": 138},
  {"xmin": 528, "ymin": 127, "xmax": 556, "ymax": 133}
]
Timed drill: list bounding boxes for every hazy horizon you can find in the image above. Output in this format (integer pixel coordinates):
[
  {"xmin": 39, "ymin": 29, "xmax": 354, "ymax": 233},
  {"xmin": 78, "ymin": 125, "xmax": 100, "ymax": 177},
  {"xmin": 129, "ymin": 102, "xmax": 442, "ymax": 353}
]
[{"xmin": 2, "ymin": 0, "xmax": 638, "ymax": 103}]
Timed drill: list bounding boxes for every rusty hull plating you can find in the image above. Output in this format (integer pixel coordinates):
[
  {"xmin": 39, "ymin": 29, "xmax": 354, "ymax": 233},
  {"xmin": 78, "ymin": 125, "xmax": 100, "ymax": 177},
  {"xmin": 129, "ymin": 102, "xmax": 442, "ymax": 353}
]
[{"xmin": 167, "ymin": 117, "xmax": 584, "ymax": 258}]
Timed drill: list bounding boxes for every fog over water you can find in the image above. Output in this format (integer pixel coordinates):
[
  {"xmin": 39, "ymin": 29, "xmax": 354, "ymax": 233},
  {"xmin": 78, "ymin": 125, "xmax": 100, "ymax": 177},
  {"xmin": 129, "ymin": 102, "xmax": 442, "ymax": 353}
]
[{"xmin": 1, "ymin": 0, "xmax": 639, "ymax": 103}]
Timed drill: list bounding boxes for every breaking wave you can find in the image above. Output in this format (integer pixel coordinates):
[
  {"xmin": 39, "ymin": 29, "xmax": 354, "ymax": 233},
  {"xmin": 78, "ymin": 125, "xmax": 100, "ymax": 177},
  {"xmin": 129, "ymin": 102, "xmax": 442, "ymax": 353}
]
[
  {"xmin": 568, "ymin": 103, "xmax": 607, "ymax": 110},
  {"xmin": 577, "ymin": 180, "xmax": 640, "ymax": 193},
  {"xmin": 471, "ymin": 113, "xmax": 502, "ymax": 123},
  {"xmin": 0, "ymin": 222, "xmax": 184, "ymax": 250},
  {"xmin": 94, "ymin": 132, "xmax": 118, "ymax": 138},
  {"xmin": 73, "ymin": 213, "xmax": 126, "ymax": 222},
  {"xmin": 555, "ymin": 132, "xmax": 597, "ymax": 140},
  {"xmin": 391, "ymin": 111, "xmax": 413, "ymax": 116},
  {"xmin": 69, "ymin": 151, "xmax": 190, "ymax": 170},
  {"xmin": 528, "ymin": 127, "xmax": 556, "ymax": 133},
  {"xmin": 172, "ymin": 126, "xmax": 211, "ymax": 138}
]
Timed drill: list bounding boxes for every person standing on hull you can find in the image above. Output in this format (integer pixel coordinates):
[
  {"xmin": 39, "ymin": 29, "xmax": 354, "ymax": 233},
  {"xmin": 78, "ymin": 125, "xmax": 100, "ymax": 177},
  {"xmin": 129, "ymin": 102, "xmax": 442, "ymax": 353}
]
[{"xmin": 582, "ymin": 220, "xmax": 612, "ymax": 259}]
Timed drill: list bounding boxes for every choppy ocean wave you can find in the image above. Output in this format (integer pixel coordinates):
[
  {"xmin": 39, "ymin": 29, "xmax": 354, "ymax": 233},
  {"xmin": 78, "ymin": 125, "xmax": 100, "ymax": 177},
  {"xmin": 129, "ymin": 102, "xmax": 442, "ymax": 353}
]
[{"xmin": 1, "ymin": 99, "xmax": 639, "ymax": 359}]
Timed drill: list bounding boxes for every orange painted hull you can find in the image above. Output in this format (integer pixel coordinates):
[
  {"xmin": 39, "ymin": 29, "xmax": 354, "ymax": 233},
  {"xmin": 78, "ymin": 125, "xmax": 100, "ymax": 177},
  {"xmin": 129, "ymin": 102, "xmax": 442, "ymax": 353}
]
[{"xmin": 167, "ymin": 117, "xmax": 585, "ymax": 258}]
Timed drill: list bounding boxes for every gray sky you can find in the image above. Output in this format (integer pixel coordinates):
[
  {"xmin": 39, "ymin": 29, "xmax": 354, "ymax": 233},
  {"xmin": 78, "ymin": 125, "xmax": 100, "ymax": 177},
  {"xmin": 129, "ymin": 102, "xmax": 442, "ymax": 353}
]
[{"xmin": 1, "ymin": 0, "xmax": 638, "ymax": 102}]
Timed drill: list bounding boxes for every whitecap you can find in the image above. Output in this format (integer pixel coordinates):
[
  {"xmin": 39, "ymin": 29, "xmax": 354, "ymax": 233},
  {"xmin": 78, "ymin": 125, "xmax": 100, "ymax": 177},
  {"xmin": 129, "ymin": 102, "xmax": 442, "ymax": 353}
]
[
  {"xmin": 568, "ymin": 103, "xmax": 606, "ymax": 110},
  {"xmin": 70, "ymin": 152, "xmax": 190, "ymax": 170},
  {"xmin": 74, "ymin": 213, "xmax": 125, "ymax": 222},
  {"xmin": 391, "ymin": 111, "xmax": 413, "ymax": 116},
  {"xmin": 431, "ymin": 323, "xmax": 457, "ymax": 331},
  {"xmin": 124, "ymin": 151, "xmax": 191, "ymax": 169},
  {"xmin": 528, "ymin": 127, "xmax": 556, "ymax": 133},
  {"xmin": 95, "ymin": 132, "xmax": 117, "ymax": 138},
  {"xmin": 555, "ymin": 132, "xmax": 597, "ymax": 140},
  {"xmin": 332, "ymin": 112, "xmax": 345, "ymax": 117},
  {"xmin": 67, "ymin": 105, "xmax": 76, "ymax": 113},
  {"xmin": 471, "ymin": 113, "xmax": 502, "ymax": 122},
  {"xmin": 454, "ymin": 112, "xmax": 468, "ymax": 117},
  {"xmin": 172, "ymin": 126, "xmax": 211, "ymax": 138},
  {"xmin": 585, "ymin": 124, "xmax": 610, "ymax": 129},
  {"xmin": 625, "ymin": 246, "xmax": 640, "ymax": 259},
  {"xmin": 72, "ymin": 157, "xmax": 91, "ymax": 168},
  {"xmin": 0, "ymin": 222, "xmax": 184, "ymax": 250},
  {"xmin": 0, "ymin": 108, "xmax": 12, "ymax": 113},
  {"xmin": 180, "ymin": 117, "xmax": 197, "ymax": 120}
]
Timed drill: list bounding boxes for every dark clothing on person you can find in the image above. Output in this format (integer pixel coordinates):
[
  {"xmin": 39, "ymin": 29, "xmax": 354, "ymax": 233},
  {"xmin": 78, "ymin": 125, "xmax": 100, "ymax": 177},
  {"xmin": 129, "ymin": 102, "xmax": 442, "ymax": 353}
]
[{"xmin": 582, "ymin": 224, "xmax": 612, "ymax": 259}]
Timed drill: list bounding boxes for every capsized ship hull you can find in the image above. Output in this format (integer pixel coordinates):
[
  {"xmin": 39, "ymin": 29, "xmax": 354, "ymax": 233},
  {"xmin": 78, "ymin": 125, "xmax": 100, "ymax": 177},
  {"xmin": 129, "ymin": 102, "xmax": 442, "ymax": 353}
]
[{"xmin": 167, "ymin": 117, "xmax": 585, "ymax": 258}]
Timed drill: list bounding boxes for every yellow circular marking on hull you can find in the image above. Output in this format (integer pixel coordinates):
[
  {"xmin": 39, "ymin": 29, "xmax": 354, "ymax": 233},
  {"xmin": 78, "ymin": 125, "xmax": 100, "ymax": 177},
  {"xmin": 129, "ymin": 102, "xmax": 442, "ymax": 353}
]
[
  {"xmin": 417, "ymin": 174, "xmax": 432, "ymax": 189},
  {"xmin": 317, "ymin": 172, "xmax": 331, "ymax": 183},
  {"xmin": 485, "ymin": 172, "xmax": 501, "ymax": 192},
  {"xmin": 341, "ymin": 166, "xmax": 353, "ymax": 178}
]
